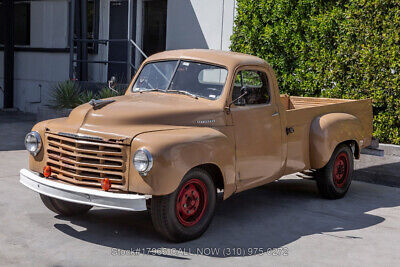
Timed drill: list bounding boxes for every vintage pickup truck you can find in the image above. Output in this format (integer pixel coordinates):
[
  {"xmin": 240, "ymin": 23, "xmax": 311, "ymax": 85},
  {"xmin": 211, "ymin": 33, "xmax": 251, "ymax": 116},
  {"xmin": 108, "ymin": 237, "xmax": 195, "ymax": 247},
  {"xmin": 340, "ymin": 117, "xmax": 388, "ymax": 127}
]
[{"xmin": 20, "ymin": 49, "xmax": 373, "ymax": 242}]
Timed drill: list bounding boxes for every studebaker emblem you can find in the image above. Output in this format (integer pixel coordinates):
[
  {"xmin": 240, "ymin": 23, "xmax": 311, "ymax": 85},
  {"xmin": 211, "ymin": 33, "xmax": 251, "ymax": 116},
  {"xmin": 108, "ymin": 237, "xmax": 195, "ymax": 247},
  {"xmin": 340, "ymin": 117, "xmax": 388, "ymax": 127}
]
[{"xmin": 196, "ymin": 119, "xmax": 216, "ymax": 124}]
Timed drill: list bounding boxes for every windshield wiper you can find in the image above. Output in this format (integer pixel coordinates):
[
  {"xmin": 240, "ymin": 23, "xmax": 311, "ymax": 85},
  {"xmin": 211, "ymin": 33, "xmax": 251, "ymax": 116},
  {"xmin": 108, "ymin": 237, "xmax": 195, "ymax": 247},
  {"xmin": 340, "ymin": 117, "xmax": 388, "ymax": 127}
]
[
  {"xmin": 166, "ymin": 90, "xmax": 199, "ymax": 99},
  {"xmin": 133, "ymin": 88, "xmax": 199, "ymax": 99},
  {"xmin": 135, "ymin": 88, "xmax": 166, "ymax": 93}
]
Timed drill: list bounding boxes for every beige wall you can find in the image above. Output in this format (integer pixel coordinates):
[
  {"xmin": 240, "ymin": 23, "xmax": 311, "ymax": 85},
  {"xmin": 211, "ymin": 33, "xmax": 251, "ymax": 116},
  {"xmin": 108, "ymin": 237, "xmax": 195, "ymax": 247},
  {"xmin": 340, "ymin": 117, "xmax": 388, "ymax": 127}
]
[{"xmin": 166, "ymin": 0, "xmax": 236, "ymax": 51}]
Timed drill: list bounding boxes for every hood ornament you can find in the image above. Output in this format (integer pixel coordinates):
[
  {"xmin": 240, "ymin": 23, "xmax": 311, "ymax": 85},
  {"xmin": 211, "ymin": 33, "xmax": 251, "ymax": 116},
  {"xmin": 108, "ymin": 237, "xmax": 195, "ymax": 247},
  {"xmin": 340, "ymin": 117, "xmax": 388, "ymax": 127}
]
[{"xmin": 88, "ymin": 99, "xmax": 115, "ymax": 110}]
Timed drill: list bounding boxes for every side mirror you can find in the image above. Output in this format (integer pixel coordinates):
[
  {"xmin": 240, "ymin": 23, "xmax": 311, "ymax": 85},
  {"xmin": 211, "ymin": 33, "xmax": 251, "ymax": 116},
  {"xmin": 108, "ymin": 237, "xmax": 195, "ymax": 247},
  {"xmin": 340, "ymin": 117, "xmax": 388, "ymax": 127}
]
[
  {"xmin": 108, "ymin": 76, "xmax": 116, "ymax": 90},
  {"xmin": 108, "ymin": 76, "xmax": 118, "ymax": 93}
]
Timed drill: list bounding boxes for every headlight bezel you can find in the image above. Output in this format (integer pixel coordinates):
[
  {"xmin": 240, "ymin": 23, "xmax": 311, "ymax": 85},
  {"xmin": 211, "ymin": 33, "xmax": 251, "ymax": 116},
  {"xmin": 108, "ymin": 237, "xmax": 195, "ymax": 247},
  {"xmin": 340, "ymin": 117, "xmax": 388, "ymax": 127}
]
[
  {"xmin": 133, "ymin": 148, "xmax": 153, "ymax": 175},
  {"xmin": 25, "ymin": 131, "xmax": 42, "ymax": 156}
]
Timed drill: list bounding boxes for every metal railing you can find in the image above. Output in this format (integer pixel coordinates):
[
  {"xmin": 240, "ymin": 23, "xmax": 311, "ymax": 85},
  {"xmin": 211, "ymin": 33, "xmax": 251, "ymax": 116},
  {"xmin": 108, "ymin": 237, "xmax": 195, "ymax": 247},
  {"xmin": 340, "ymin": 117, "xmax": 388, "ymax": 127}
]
[{"xmin": 69, "ymin": 0, "xmax": 147, "ymax": 83}]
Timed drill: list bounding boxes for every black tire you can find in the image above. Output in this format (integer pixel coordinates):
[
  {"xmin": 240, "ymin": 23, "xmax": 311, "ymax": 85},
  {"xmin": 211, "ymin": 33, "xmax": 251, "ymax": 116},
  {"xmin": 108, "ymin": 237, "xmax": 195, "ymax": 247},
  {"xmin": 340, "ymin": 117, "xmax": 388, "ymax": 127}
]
[
  {"xmin": 316, "ymin": 144, "xmax": 354, "ymax": 199},
  {"xmin": 151, "ymin": 168, "xmax": 217, "ymax": 242},
  {"xmin": 40, "ymin": 194, "xmax": 92, "ymax": 216}
]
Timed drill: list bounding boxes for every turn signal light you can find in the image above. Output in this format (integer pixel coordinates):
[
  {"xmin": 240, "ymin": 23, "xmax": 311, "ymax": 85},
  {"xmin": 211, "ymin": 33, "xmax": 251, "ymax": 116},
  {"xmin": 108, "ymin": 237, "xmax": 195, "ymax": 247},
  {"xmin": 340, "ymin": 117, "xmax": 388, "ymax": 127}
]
[
  {"xmin": 101, "ymin": 178, "xmax": 111, "ymax": 191},
  {"xmin": 43, "ymin": 166, "xmax": 52, "ymax": 178}
]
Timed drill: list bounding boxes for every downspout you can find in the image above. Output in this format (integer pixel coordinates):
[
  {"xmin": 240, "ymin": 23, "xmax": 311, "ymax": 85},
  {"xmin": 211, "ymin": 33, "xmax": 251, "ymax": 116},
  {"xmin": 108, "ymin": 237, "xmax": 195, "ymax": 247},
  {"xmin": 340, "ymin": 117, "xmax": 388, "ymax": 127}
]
[
  {"xmin": 81, "ymin": 0, "xmax": 88, "ymax": 81},
  {"xmin": 76, "ymin": 0, "xmax": 82, "ymax": 80},
  {"xmin": 220, "ymin": 0, "xmax": 225, "ymax": 50},
  {"xmin": 69, "ymin": 0, "xmax": 76, "ymax": 80},
  {"xmin": 3, "ymin": 0, "xmax": 14, "ymax": 108}
]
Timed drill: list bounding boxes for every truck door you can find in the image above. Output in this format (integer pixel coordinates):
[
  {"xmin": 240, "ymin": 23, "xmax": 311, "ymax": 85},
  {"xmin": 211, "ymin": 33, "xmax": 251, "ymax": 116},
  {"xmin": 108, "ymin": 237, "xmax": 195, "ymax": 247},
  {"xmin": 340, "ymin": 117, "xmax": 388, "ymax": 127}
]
[{"xmin": 230, "ymin": 69, "xmax": 283, "ymax": 184}]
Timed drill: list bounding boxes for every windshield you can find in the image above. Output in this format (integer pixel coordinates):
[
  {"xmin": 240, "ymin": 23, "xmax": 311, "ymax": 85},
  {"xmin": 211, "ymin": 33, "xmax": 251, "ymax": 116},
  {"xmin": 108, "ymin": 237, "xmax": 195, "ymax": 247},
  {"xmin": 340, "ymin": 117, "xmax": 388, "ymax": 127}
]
[{"xmin": 132, "ymin": 60, "xmax": 228, "ymax": 100}]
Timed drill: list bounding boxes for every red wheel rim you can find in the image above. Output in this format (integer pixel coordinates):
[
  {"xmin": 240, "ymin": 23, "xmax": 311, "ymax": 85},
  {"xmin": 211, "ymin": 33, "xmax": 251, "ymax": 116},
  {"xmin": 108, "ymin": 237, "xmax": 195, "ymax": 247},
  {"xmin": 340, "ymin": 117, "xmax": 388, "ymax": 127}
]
[
  {"xmin": 176, "ymin": 179, "xmax": 208, "ymax": 227},
  {"xmin": 333, "ymin": 152, "xmax": 349, "ymax": 188}
]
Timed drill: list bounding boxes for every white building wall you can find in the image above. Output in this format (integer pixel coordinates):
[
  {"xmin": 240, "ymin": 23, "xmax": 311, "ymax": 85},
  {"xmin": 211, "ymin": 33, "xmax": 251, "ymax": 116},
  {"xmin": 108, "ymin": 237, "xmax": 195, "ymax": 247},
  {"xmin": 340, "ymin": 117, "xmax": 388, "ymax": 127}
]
[
  {"xmin": 13, "ymin": 0, "xmax": 70, "ymax": 112},
  {"xmin": 30, "ymin": 1, "xmax": 69, "ymax": 48},
  {"xmin": 0, "ymin": 1, "xmax": 71, "ymax": 113},
  {"xmin": 166, "ymin": 0, "xmax": 236, "ymax": 51},
  {"xmin": 0, "ymin": 1, "xmax": 111, "ymax": 113}
]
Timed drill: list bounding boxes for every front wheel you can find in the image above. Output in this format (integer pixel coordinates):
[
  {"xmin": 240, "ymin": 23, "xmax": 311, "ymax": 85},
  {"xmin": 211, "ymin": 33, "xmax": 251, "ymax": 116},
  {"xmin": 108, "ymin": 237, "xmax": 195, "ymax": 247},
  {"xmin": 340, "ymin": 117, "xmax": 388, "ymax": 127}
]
[
  {"xmin": 150, "ymin": 168, "xmax": 217, "ymax": 242},
  {"xmin": 316, "ymin": 144, "xmax": 354, "ymax": 199},
  {"xmin": 40, "ymin": 194, "xmax": 92, "ymax": 216}
]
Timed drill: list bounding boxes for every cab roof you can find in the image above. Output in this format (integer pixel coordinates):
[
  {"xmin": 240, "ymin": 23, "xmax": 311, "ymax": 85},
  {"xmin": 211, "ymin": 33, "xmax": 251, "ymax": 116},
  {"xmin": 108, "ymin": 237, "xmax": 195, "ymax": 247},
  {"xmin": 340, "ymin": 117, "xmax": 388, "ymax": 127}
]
[{"xmin": 145, "ymin": 49, "xmax": 268, "ymax": 70}]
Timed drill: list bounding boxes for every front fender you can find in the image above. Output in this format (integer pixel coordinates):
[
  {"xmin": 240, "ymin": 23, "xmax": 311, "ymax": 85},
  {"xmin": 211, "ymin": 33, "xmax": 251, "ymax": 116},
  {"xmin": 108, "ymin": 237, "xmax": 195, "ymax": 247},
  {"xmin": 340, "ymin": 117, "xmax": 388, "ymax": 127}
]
[
  {"xmin": 310, "ymin": 113, "xmax": 364, "ymax": 169},
  {"xmin": 128, "ymin": 127, "xmax": 236, "ymax": 199}
]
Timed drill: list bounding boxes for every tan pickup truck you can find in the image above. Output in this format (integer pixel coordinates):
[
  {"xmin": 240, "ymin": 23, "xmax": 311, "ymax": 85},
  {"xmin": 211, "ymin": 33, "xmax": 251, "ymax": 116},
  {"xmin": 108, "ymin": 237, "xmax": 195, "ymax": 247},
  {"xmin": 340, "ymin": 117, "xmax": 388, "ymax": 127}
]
[{"xmin": 20, "ymin": 49, "xmax": 373, "ymax": 242}]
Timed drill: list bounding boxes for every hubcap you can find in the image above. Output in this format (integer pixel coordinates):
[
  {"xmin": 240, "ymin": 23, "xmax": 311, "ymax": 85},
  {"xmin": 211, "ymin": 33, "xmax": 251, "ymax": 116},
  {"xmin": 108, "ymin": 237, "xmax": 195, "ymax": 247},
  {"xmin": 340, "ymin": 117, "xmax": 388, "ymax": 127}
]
[
  {"xmin": 176, "ymin": 179, "xmax": 208, "ymax": 227},
  {"xmin": 333, "ymin": 152, "xmax": 349, "ymax": 188}
]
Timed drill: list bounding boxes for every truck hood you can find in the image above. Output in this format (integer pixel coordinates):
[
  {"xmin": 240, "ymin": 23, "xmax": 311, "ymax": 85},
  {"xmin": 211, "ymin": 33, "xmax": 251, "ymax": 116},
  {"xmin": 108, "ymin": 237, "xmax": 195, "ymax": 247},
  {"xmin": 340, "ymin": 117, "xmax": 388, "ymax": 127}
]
[{"xmin": 44, "ymin": 93, "xmax": 225, "ymax": 144}]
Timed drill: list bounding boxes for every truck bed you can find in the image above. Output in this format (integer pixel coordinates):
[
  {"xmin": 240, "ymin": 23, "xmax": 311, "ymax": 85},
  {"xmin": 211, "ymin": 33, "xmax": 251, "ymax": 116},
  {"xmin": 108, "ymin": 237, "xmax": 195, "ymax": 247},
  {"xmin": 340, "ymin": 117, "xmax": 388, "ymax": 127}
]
[
  {"xmin": 280, "ymin": 95, "xmax": 373, "ymax": 174},
  {"xmin": 280, "ymin": 95, "xmax": 355, "ymax": 110}
]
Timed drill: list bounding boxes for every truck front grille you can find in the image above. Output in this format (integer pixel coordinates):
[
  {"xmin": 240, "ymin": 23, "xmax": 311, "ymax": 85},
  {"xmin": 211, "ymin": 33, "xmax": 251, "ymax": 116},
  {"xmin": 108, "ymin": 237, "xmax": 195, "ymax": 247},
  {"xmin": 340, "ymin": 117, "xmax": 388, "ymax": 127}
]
[{"xmin": 45, "ymin": 133, "xmax": 128, "ymax": 190}]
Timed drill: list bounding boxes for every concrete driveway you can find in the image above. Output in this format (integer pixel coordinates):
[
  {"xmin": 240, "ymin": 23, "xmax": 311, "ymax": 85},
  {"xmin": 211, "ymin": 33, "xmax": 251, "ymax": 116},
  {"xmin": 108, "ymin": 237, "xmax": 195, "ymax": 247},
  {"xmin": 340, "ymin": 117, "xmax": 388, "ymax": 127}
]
[
  {"xmin": 0, "ymin": 111, "xmax": 36, "ymax": 151},
  {"xmin": 1, "ymin": 149, "xmax": 400, "ymax": 266}
]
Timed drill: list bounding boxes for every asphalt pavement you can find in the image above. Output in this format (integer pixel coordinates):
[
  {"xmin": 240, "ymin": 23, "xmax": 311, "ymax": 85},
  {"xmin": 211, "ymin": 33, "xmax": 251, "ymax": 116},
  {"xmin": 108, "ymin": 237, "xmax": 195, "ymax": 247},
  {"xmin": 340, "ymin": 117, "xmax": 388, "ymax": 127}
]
[{"xmin": 1, "ymin": 150, "xmax": 400, "ymax": 266}]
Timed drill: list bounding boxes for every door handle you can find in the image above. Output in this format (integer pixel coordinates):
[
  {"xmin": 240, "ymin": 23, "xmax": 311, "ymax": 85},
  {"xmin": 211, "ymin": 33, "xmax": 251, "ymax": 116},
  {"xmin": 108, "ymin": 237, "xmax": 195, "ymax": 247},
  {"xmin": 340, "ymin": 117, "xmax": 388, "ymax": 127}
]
[
  {"xmin": 286, "ymin": 127, "xmax": 295, "ymax": 135},
  {"xmin": 272, "ymin": 111, "xmax": 279, "ymax": 117}
]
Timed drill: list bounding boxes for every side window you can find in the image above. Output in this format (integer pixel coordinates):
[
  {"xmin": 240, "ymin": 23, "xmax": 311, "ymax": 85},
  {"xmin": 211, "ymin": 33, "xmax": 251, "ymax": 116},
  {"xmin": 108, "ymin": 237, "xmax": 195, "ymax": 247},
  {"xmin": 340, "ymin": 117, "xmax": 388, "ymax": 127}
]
[
  {"xmin": 233, "ymin": 70, "xmax": 270, "ymax": 105},
  {"xmin": 242, "ymin": 70, "xmax": 263, "ymax": 87}
]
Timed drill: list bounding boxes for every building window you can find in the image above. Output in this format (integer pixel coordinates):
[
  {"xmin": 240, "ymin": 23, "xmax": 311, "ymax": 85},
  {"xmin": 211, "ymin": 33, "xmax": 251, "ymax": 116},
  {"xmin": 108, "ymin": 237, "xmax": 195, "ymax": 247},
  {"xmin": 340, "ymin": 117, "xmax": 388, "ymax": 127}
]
[
  {"xmin": 69, "ymin": 0, "xmax": 100, "ymax": 53},
  {"xmin": 87, "ymin": 0, "xmax": 99, "ymax": 41},
  {"xmin": 142, "ymin": 0, "xmax": 167, "ymax": 56},
  {"xmin": 0, "ymin": 1, "xmax": 31, "ymax": 46}
]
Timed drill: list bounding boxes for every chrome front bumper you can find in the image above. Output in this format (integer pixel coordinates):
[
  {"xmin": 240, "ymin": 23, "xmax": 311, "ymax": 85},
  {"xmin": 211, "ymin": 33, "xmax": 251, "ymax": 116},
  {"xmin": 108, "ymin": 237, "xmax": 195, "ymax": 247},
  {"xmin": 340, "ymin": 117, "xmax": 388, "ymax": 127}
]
[{"xmin": 20, "ymin": 169, "xmax": 149, "ymax": 211}]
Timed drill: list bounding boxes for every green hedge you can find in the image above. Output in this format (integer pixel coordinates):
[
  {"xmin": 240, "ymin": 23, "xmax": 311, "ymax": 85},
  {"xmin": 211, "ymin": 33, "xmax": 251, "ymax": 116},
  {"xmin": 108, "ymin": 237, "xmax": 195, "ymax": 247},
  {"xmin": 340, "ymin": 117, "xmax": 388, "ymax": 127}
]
[{"xmin": 231, "ymin": 0, "xmax": 400, "ymax": 144}]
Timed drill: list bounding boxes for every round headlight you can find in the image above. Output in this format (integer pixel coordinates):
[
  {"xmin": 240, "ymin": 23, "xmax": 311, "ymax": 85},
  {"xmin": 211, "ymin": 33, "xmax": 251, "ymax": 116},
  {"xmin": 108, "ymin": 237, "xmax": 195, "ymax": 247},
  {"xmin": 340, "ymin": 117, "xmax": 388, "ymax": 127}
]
[
  {"xmin": 25, "ymin": 131, "xmax": 42, "ymax": 156},
  {"xmin": 133, "ymin": 148, "xmax": 153, "ymax": 175}
]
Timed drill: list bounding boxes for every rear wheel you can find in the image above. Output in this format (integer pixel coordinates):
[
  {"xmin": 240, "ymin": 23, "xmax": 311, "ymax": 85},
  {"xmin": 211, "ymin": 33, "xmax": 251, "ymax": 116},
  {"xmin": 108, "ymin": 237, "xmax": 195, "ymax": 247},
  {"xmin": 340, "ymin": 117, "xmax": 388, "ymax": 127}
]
[
  {"xmin": 316, "ymin": 144, "xmax": 354, "ymax": 199},
  {"xmin": 151, "ymin": 168, "xmax": 216, "ymax": 242},
  {"xmin": 40, "ymin": 194, "xmax": 92, "ymax": 216}
]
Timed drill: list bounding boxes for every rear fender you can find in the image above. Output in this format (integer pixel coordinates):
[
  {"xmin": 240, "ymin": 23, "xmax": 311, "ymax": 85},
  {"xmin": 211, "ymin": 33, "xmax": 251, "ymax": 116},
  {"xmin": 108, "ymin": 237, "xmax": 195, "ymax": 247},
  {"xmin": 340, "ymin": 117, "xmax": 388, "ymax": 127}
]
[{"xmin": 310, "ymin": 113, "xmax": 364, "ymax": 169}]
